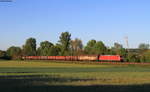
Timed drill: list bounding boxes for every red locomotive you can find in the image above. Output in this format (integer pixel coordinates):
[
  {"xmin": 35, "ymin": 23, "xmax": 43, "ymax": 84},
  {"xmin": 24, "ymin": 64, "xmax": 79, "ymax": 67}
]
[
  {"xmin": 22, "ymin": 55, "xmax": 123, "ymax": 62},
  {"xmin": 99, "ymin": 55, "xmax": 123, "ymax": 62}
]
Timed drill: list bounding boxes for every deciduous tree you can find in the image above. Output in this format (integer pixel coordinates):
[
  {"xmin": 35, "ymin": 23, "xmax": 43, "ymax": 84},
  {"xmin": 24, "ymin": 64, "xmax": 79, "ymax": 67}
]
[
  {"xmin": 58, "ymin": 32, "xmax": 71, "ymax": 55},
  {"xmin": 0, "ymin": 50, "xmax": 7, "ymax": 59},
  {"xmin": 71, "ymin": 38, "xmax": 83, "ymax": 55},
  {"xmin": 37, "ymin": 41, "xmax": 53, "ymax": 56},
  {"xmin": 23, "ymin": 38, "xmax": 36, "ymax": 56},
  {"xmin": 7, "ymin": 46, "xmax": 22, "ymax": 59}
]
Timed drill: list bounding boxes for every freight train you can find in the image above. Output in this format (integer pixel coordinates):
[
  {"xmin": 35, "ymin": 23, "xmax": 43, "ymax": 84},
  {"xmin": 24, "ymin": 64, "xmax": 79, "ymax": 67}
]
[{"xmin": 22, "ymin": 55, "xmax": 123, "ymax": 62}]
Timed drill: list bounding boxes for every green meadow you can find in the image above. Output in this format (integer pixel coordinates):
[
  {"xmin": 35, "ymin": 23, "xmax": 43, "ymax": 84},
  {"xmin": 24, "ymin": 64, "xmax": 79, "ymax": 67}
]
[{"xmin": 1, "ymin": 60, "xmax": 150, "ymax": 92}]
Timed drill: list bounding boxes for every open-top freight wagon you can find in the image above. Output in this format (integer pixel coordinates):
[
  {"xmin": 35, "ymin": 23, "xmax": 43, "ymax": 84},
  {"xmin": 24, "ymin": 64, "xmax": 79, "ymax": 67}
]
[{"xmin": 22, "ymin": 55, "xmax": 123, "ymax": 62}]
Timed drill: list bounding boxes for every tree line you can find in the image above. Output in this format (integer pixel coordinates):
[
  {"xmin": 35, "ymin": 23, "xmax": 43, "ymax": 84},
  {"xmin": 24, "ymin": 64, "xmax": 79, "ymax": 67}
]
[{"xmin": 0, "ymin": 32, "xmax": 150, "ymax": 62}]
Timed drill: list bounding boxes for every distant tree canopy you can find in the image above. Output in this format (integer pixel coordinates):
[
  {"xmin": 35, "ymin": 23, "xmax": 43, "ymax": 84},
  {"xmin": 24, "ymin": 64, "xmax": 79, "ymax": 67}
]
[
  {"xmin": 127, "ymin": 53, "xmax": 141, "ymax": 62},
  {"xmin": 58, "ymin": 32, "xmax": 71, "ymax": 56},
  {"xmin": 37, "ymin": 41, "xmax": 53, "ymax": 56},
  {"xmin": 140, "ymin": 50, "xmax": 150, "ymax": 62},
  {"xmin": 94, "ymin": 41, "xmax": 107, "ymax": 55},
  {"xmin": 50, "ymin": 45, "xmax": 61, "ymax": 56},
  {"xmin": 111, "ymin": 43, "xmax": 127, "ymax": 56},
  {"xmin": 138, "ymin": 43, "xmax": 149, "ymax": 50},
  {"xmin": 23, "ymin": 38, "xmax": 36, "ymax": 56},
  {"xmin": 84, "ymin": 40, "xmax": 107, "ymax": 55},
  {"xmin": 84, "ymin": 40, "xmax": 96, "ymax": 54},
  {"xmin": 71, "ymin": 38, "xmax": 83, "ymax": 55},
  {"xmin": 6, "ymin": 46, "xmax": 22, "ymax": 59},
  {"xmin": 114, "ymin": 43, "xmax": 123, "ymax": 49},
  {"xmin": 0, "ymin": 50, "xmax": 7, "ymax": 59}
]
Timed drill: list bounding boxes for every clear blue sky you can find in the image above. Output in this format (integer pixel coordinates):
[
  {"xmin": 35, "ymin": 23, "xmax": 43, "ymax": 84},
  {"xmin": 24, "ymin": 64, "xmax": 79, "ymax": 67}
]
[{"xmin": 0, "ymin": 0, "xmax": 150, "ymax": 50}]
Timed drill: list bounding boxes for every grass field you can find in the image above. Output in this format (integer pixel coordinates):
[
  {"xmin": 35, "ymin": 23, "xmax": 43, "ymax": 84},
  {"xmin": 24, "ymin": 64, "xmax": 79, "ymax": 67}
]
[{"xmin": 1, "ymin": 60, "xmax": 150, "ymax": 92}]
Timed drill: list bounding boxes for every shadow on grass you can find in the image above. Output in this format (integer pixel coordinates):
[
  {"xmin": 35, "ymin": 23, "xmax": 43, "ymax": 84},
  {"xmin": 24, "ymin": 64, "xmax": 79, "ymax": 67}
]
[{"xmin": 0, "ymin": 75, "xmax": 150, "ymax": 92}]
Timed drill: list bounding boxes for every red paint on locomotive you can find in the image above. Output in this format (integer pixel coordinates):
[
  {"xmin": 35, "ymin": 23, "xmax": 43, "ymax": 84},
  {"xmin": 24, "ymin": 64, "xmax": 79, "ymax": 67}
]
[{"xmin": 99, "ymin": 55, "xmax": 122, "ymax": 61}]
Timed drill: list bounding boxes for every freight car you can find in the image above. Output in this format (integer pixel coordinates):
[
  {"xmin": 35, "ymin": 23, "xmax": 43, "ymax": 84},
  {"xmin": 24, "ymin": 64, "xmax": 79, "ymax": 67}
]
[
  {"xmin": 78, "ymin": 55, "xmax": 98, "ymax": 61},
  {"xmin": 22, "ymin": 55, "xmax": 123, "ymax": 62}
]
